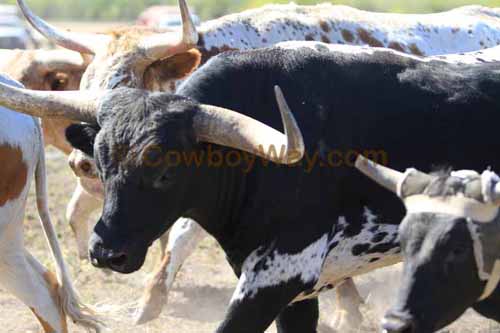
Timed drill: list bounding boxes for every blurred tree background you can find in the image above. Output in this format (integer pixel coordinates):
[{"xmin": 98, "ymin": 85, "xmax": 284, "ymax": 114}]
[{"xmin": 1, "ymin": 0, "xmax": 499, "ymax": 21}]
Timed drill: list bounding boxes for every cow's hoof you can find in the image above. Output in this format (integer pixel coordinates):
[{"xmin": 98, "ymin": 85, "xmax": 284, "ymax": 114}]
[
  {"xmin": 133, "ymin": 277, "xmax": 167, "ymax": 325},
  {"xmin": 78, "ymin": 252, "xmax": 89, "ymax": 261}
]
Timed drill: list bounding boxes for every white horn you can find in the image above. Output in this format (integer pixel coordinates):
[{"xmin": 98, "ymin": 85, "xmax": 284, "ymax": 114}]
[
  {"xmin": 138, "ymin": 0, "xmax": 199, "ymax": 61},
  {"xmin": 193, "ymin": 86, "xmax": 304, "ymax": 165},
  {"xmin": 17, "ymin": 0, "xmax": 110, "ymax": 54},
  {"xmin": 0, "ymin": 81, "xmax": 102, "ymax": 123},
  {"xmin": 355, "ymin": 155, "xmax": 405, "ymax": 193}
]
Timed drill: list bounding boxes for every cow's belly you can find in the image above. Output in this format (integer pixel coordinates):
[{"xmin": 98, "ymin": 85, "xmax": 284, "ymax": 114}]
[{"xmin": 295, "ymin": 209, "xmax": 401, "ymax": 301}]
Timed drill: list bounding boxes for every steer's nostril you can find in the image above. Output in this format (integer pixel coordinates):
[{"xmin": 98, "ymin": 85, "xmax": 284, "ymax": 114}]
[
  {"xmin": 404, "ymin": 324, "xmax": 415, "ymax": 333},
  {"xmin": 109, "ymin": 254, "xmax": 128, "ymax": 268}
]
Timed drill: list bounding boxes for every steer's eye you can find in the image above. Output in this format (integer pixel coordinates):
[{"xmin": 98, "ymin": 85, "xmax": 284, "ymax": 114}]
[
  {"xmin": 52, "ymin": 78, "xmax": 67, "ymax": 90},
  {"xmin": 48, "ymin": 72, "xmax": 69, "ymax": 91}
]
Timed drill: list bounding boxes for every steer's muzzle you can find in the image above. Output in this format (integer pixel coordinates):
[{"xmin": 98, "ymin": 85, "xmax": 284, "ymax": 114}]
[
  {"xmin": 382, "ymin": 310, "xmax": 416, "ymax": 333},
  {"xmin": 89, "ymin": 232, "xmax": 145, "ymax": 274}
]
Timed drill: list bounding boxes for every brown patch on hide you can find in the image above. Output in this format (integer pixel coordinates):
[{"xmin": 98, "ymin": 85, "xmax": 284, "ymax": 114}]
[
  {"xmin": 145, "ymin": 251, "xmax": 171, "ymax": 295},
  {"xmin": 388, "ymin": 42, "xmax": 405, "ymax": 52},
  {"xmin": 30, "ymin": 308, "xmax": 56, "ymax": 333},
  {"xmin": 319, "ymin": 20, "xmax": 331, "ymax": 33},
  {"xmin": 144, "ymin": 49, "xmax": 202, "ymax": 91},
  {"xmin": 138, "ymin": 251, "xmax": 172, "ymax": 322},
  {"xmin": 156, "ymin": 49, "xmax": 201, "ymax": 79},
  {"xmin": 198, "ymin": 45, "xmax": 238, "ymax": 65},
  {"xmin": 409, "ymin": 43, "xmax": 424, "ymax": 56},
  {"xmin": 341, "ymin": 29, "xmax": 355, "ymax": 43},
  {"xmin": 35, "ymin": 271, "xmax": 68, "ymax": 333},
  {"xmin": 105, "ymin": 25, "xmax": 169, "ymax": 54},
  {"xmin": 357, "ymin": 28, "xmax": 383, "ymax": 47},
  {"xmin": 0, "ymin": 145, "xmax": 28, "ymax": 207}
]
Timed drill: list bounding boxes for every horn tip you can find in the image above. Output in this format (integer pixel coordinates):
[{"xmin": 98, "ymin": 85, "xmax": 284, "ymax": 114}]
[
  {"xmin": 274, "ymin": 85, "xmax": 282, "ymax": 96},
  {"xmin": 273, "ymin": 86, "xmax": 287, "ymax": 107},
  {"xmin": 355, "ymin": 154, "xmax": 369, "ymax": 170}
]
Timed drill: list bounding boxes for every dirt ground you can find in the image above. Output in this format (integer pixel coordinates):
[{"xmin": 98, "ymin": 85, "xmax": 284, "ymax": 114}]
[{"xmin": 1, "ymin": 147, "xmax": 499, "ymax": 332}]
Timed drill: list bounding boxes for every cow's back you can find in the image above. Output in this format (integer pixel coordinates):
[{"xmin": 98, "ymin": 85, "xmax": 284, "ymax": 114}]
[
  {"xmin": 198, "ymin": 4, "xmax": 500, "ymax": 60},
  {"xmin": 179, "ymin": 45, "xmax": 500, "ymax": 242}
]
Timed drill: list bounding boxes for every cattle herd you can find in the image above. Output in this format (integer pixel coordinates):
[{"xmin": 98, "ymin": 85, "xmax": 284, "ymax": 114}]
[{"xmin": 1, "ymin": 0, "xmax": 500, "ymax": 332}]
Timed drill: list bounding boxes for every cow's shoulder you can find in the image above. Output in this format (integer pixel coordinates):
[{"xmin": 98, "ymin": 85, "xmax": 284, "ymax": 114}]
[{"xmin": 0, "ymin": 74, "xmax": 39, "ymax": 155}]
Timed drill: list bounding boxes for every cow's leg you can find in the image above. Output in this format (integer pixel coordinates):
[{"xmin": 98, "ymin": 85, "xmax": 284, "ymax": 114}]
[
  {"xmin": 65, "ymin": 180, "xmax": 101, "ymax": 260},
  {"xmin": 216, "ymin": 241, "xmax": 325, "ymax": 333},
  {"xmin": 217, "ymin": 283, "xmax": 306, "ymax": 333},
  {"xmin": 0, "ymin": 225, "xmax": 66, "ymax": 332},
  {"xmin": 276, "ymin": 298, "xmax": 319, "ymax": 333},
  {"xmin": 159, "ymin": 230, "xmax": 169, "ymax": 258},
  {"xmin": 331, "ymin": 278, "xmax": 365, "ymax": 331},
  {"xmin": 135, "ymin": 218, "xmax": 207, "ymax": 324}
]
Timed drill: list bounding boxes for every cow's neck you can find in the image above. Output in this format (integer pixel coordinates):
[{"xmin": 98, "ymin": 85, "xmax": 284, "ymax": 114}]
[{"xmin": 184, "ymin": 149, "xmax": 246, "ymax": 243}]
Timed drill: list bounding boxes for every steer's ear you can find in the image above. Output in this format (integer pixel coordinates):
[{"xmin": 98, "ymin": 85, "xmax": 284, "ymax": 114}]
[
  {"xmin": 156, "ymin": 49, "xmax": 202, "ymax": 80},
  {"xmin": 65, "ymin": 123, "xmax": 99, "ymax": 157}
]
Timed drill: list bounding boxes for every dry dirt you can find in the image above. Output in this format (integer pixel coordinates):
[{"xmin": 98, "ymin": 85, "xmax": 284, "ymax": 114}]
[{"xmin": 1, "ymin": 148, "xmax": 500, "ymax": 332}]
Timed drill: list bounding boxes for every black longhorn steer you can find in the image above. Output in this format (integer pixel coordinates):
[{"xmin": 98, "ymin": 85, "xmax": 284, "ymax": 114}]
[{"xmin": 2, "ymin": 42, "xmax": 500, "ymax": 332}]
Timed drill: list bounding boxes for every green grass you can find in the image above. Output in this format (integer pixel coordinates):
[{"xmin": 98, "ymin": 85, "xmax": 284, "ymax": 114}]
[{"xmin": 3, "ymin": 0, "xmax": 500, "ymax": 20}]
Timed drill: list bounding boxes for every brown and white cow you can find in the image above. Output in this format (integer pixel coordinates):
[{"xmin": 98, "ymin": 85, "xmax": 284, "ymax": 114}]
[
  {"xmin": 15, "ymin": 0, "xmax": 500, "ymax": 327},
  {"xmin": 0, "ymin": 48, "xmax": 96, "ymax": 267},
  {"xmin": 0, "ymin": 74, "xmax": 101, "ymax": 333}
]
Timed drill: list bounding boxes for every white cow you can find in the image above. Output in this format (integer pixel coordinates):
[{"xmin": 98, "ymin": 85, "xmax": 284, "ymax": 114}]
[{"xmin": 0, "ymin": 74, "xmax": 101, "ymax": 332}]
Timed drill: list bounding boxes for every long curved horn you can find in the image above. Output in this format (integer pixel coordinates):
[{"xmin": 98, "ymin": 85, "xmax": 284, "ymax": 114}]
[
  {"xmin": 192, "ymin": 86, "xmax": 304, "ymax": 165},
  {"xmin": 355, "ymin": 155, "xmax": 404, "ymax": 193},
  {"xmin": 35, "ymin": 50, "xmax": 86, "ymax": 72},
  {"xmin": 17, "ymin": 0, "xmax": 110, "ymax": 54},
  {"xmin": 138, "ymin": 0, "xmax": 199, "ymax": 61},
  {"xmin": 0, "ymin": 81, "xmax": 100, "ymax": 123}
]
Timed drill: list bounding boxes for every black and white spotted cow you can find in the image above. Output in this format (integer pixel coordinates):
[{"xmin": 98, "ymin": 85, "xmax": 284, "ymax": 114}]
[
  {"xmin": 4, "ymin": 41, "xmax": 500, "ymax": 332},
  {"xmin": 129, "ymin": 40, "xmax": 500, "ymax": 326},
  {"xmin": 355, "ymin": 156, "xmax": 500, "ymax": 333}
]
